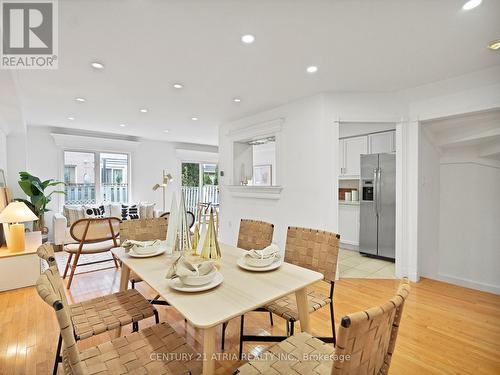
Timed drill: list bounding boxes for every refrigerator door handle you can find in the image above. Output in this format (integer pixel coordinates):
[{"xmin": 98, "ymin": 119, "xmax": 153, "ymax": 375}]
[
  {"xmin": 377, "ymin": 167, "xmax": 382, "ymax": 215},
  {"xmin": 373, "ymin": 168, "xmax": 378, "ymax": 216}
]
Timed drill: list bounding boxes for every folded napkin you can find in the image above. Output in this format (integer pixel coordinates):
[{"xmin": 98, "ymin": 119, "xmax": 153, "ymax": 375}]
[
  {"xmin": 166, "ymin": 255, "xmax": 215, "ymax": 279},
  {"xmin": 122, "ymin": 239, "xmax": 165, "ymax": 255},
  {"xmin": 245, "ymin": 244, "xmax": 281, "ymax": 259}
]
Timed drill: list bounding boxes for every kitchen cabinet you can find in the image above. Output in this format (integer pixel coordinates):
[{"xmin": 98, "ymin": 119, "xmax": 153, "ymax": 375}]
[
  {"xmin": 338, "ymin": 203, "xmax": 359, "ymax": 245},
  {"xmin": 369, "ymin": 131, "xmax": 395, "ymax": 154},
  {"xmin": 339, "ymin": 130, "xmax": 395, "ymax": 178},
  {"xmin": 339, "ymin": 136, "xmax": 367, "ymax": 177}
]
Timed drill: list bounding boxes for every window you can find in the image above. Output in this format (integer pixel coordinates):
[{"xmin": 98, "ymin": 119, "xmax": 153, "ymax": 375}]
[
  {"xmin": 181, "ymin": 162, "xmax": 219, "ymax": 216},
  {"xmin": 63, "ymin": 151, "xmax": 129, "ymax": 204},
  {"xmin": 233, "ymin": 137, "xmax": 276, "ymax": 186}
]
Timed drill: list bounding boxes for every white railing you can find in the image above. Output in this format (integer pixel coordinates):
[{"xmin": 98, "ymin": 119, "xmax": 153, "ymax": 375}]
[
  {"xmin": 65, "ymin": 183, "xmax": 128, "ymax": 205},
  {"xmin": 181, "ymin": 185, "xmax": 219, "ymax": 217}
]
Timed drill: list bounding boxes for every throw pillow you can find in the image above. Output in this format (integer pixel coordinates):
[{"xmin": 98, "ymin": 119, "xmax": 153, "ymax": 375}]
[
  {"xmin": 83, "ymin": 204, "xmax": 106, "ymax": 218},
  {"xmin": 63, "ymin": 205, "xmax": 85, "ymax": 226},
  {"xmin": 121, "ymin": 204, "xmax": 139, "ymax": 220},
  {"xmin": 139, "ymin": 202, "xmax": 155, "ymax": 219}
]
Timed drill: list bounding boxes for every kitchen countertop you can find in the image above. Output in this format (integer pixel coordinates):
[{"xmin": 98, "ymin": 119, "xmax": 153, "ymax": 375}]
[{"xmin": 339, "ymin": 200, "xmax": 360, "ymax": 206}]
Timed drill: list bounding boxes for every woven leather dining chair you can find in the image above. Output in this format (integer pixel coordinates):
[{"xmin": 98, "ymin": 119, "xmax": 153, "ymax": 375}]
[
  {"xmin": 120, "ymin": 218, "xmax": 169, "ymax": 305},
  {"xmin": 235, "ymin": 279, "xmax": 410, "ymax": 375},
  {"xmin": 62, "ymin": 217, "xmax": 121, "ymax": 289},
  {"xmin": 238, "ymin": 226, "xmax": 340, "ymax": 359},
  {"xmin": 36, "ymin": 264, "xmax": 202, "ymax": 375},
  {"xmin": 37, "ymin": 244, "xmax": 159, "ymax": 375},
  {"xmin": 221, "ymin": 219, "xmax": 275, "ymax": 350}
]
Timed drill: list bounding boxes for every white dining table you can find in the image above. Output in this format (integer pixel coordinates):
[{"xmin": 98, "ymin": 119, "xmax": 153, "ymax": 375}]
[{"xmin": 112, "ymin": 243, "xmax": 323, "ymax": 375}]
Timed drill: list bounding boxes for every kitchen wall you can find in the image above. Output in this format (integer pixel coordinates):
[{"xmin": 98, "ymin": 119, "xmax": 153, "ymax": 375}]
[
  {"xmin": 253, "ymin": 142, "xmax": 276, "ymax": 185},
  {"xmin": 339, "ymin": 123, "xmax": 395, "ymax": 138}
]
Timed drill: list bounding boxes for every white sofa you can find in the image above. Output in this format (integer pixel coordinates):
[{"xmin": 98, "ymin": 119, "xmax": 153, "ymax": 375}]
[{"xmin": 53, "ymin": 203, "xmax": 164, "ymax": 246}]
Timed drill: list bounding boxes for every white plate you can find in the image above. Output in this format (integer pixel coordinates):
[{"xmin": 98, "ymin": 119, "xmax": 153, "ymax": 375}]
[
  {"xmin": 168, "ymin": 272, "xmax": 224, "ymax": 292},
  {"xmin": 237, "ymin": 256, "xmax": 282, "ymax": 272},
  {"xmin": 128, "ymin": 248, "xmax": 166, "ymax": 258}
]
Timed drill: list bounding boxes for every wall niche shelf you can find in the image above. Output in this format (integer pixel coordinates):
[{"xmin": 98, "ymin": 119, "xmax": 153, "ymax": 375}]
[{"xmin": 225, "ymin": 185, "xmax": 283, "ymax": 200}]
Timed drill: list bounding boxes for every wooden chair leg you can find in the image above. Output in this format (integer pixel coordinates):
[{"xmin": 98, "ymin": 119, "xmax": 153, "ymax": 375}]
[
  {"xmin": 269, "ymin": 311, "xmax": 274, "ymax": 326},
  {"xmin": 66, "ymin": 252, "xmax": 81, "ymax": 289},
  {"xmin": 221, "ymin": 322, "xmax": 228, "ymax": 350},
  {"xmin": 112, "ymin": 253, "xmax": 120, "ymax": 269},
  {"xmin": 62, "ymin": 253, "xmax": 73, "ymax": 278},
  {"xmin": 239, "ymin": 315, "xmax": 245, "ymax": 360}
]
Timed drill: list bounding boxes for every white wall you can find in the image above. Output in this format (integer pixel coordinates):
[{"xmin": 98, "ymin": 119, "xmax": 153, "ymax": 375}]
[
  {"xmin": 0, "ymin": 129, "xmax": 7, "ymax": 176},
  {"xmin": 15, "ymin": 126, "xmax": 216, "ymax": 240},
  {"xmin": 438, "ymin": 161, "xmax": 500, "ymax": 293},
  {"xmin": 219, "ymin": 94, "xmax": 337, "ymax": 251},
  {"xmin": 418, "ymin": 130, "xmax": 441, "ymax": 279}
]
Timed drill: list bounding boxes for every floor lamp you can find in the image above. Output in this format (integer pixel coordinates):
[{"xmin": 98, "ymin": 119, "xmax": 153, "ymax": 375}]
[{"xmin": 152, "ymin": 171, "xmax": 173, "ymax": 212}]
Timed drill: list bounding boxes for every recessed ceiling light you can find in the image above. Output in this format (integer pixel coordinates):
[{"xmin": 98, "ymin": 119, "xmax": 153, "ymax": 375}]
[
  {"xmin": 91, "ymin": 61, "xmax": 104, "ymax": 69},
  {"xmin": 462, "ymin": 0, "xmax": 482, "ymax": 10},
  {"xmin": 67, "ymin": 116, "xmax": 75, "ymax": 121},
  {"xmin": 140, "ymin": 108, "xmax": 148, "ymax": 113},
  {"xmin": 163, "ymin": 129, "xmax": 170, "ymax": 133},
  {"xmin": 191, "ymin": 117, "xmax": 198, "ymax": 121},
  {"xmin": 241, "ymin": 34, "xmax": 255, "ymax": 44},
  {"xmin": 75, "ymin": 97, "xmax": 86, "ymax": 102},
  {"xmin": 233, "ymin": 98, "xmax": 242, "ymax": 103},
  {"xmin": 119, "ymin": 124, "xmax": 126, "ymax": 127},
  {"xmin": 306, "ymin": 66, "xmax": 318, "ymax": 74},
  {"xmin": 173, "ymin": 83, "xmax": 183, "ymax": 89},
  {"xmin": 487, "ymin": 39, "xmax": 500, "ymax": 50}
]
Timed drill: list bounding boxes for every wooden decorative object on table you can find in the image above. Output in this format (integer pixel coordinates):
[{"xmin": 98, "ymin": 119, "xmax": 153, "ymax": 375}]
[
  {"xmin": 175, "ymin": 193, "xmax": 192, "ymax": 255},
  {"xmin": 200, "ymin": 208, "xmax": 220, "ymax": 260}
]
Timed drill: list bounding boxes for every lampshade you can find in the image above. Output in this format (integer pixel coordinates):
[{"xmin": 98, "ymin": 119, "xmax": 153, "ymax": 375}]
[{"xmin": 0, "ymin": 202, "xmax": 38, "ymax": 223}]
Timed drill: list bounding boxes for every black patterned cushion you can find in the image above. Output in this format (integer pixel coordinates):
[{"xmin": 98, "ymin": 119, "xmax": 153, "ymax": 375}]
[
  {"xmin": 121, "ymin": 204, "xmax": 139, "ymax": 220},
  {"xmin": 83, "ymin": 204, "xmax": 105, "ymax": 219}
]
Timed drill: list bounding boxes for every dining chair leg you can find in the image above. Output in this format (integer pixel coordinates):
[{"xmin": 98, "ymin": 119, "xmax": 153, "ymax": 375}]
[
  {"xmin": 154, "ymin": 310, "xmax": 159, "ymax": 324},
  {"xmin": 290, "ymin": 320, "xmax": 295, "ymax": 336},
  {"xmin": 52, "ymin": 333, "xmax": 62, "ymax": 375},
  {"xmin": 239, "ymin": 315, "xmax": 245, "ymax": 360},
  {"xmin": 221, "ymin": 322, "xmax": 228, "ymax": 350},
  {"xmin": 269, "ymin": 312, "xmax": 274, "ymax": 326},
  {"xmin": 62, "ymin": 253, "xmax": 73, "ymax": 278},
  {"xmin": 329, "ymin": 302, "xmax": 336, "ymax": 346},
  {"xmin": 286, "ymin": 321, "xmax": 289, "ymax": 336},
  {"xmin": 66, "ymin": 251, "xmax": 81, "ymax": 289},
  {"xmin": 131, "ymin": 280, "xmax": 135, "ymax": 289}
]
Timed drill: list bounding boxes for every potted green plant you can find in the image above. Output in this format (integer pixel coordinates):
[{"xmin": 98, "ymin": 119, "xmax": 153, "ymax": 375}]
[{"xmin": 17, "ymin": 171, "xmax": 65, "ymax": 233}]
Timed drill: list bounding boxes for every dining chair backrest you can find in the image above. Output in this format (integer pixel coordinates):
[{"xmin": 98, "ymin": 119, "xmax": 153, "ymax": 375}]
[
  {"xmin": 36, "ymin": 267, "xmax": 84, "ymax": 375},
  {"xmin": 70, "ymin": 217, "xmax": 120, "ymax": 244},
  {"xmin": 119, "ymin": 217, "xmax": 168, "ymax": 243},
  {"xmin": 284, "ymin": 226, "xmax": 340, "ymax": 283},
  {"xmin": 36, "ymin": 243, "xmax": 69, "ymax": 306},
  {"xmin": 237, "ymin": 219, "xmax": 274, "ymax": 250},
  {"xmin": 37, "ymin": 242, "xmax": 58, "ymax": 268},
  {"xmin": 331, "ymin": 279, "xmax": 410, "ymax": 375}
]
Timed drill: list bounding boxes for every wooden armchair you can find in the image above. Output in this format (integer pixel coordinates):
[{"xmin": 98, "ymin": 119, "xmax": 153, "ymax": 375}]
[{"xmin": 62, "ymin": 217, "xmax": 121, "ymax": 289}]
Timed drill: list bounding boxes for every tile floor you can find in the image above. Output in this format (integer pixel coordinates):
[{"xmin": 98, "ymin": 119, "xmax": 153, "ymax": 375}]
[{"xmin": 338, "ymin": 248, "xmax": 395, "ymax": 279}]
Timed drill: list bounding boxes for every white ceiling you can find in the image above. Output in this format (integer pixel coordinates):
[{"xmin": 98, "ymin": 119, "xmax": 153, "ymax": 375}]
[
  {"xmin": 7, "ymin": 0, "xmax": 500, "ymax": 145},
  {"xmin": 422, "ymin": 109, "xmax": 500, "ymax": 160}
]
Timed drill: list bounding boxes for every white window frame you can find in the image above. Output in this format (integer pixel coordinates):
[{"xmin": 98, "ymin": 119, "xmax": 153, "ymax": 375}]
[{"xmin": 61, "ymin": 149, "xmax": 131, "ymax": 204}]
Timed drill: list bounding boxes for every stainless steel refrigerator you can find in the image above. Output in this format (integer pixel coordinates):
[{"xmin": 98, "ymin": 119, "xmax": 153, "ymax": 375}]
[{"xmin": 359, "ymin": 153, "xmax": 396, "ymax": 260}]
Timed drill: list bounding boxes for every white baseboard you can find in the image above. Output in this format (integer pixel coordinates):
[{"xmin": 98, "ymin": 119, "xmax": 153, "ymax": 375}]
[
  {"xmin": 436, "ymin": 273, "xmax": 500, "ymax": 295},
  {"xmin": 340, "ymin": 241, "xmax": 359, "ymax": 251}
]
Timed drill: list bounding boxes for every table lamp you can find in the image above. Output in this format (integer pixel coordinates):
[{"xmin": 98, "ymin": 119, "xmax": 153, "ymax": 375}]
[{"xmin": 0, "ymin": 202, "xmax": 38, "ymax": 251}]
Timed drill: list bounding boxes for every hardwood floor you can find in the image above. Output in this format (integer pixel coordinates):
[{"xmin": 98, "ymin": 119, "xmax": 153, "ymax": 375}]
[{"xmin": 0, "ymin": 266, "xmax": 499, "ymax": 374}]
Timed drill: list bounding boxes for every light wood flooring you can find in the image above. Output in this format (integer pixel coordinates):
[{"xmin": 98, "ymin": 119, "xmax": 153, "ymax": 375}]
[{"xmin": 0, "ymin": 265, "xmax": 499, "ymax": 374}]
